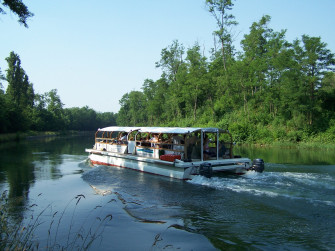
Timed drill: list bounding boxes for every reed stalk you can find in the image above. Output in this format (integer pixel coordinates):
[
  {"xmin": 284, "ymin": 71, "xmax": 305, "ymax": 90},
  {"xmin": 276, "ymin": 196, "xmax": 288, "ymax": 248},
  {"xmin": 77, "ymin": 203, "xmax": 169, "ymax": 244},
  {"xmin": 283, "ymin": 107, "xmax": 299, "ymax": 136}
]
[{"xmin": 0, "ymin": 190, "xmax": 114, "ymax": 250}]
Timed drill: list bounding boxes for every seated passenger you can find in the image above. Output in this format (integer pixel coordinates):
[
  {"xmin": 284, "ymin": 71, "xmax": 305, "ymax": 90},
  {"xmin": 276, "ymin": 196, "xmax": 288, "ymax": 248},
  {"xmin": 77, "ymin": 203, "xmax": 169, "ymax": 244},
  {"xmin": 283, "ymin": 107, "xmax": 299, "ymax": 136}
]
[
  {"xmin": 119, "ymin": 133, "xmax": 127, "ymax": 144},
  {"xmin": 150, "ymin": 134, "xmax": 159, "ymax": 147}
]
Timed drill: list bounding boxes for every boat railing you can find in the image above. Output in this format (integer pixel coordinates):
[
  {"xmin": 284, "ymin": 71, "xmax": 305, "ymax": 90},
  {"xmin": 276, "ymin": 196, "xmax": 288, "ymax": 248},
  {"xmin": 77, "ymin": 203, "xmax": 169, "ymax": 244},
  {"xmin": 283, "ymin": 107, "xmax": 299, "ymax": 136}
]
[
  {"xmin": 93, "ymin": 129, "xmax": 234, "ymax": 160},
  {"xmin": 95, "ymin": 137, "xmax": 128, "ymax": 145},
  {"xmin": 94, "ymin": 136, "xmax": 128, "ymax": 152}
]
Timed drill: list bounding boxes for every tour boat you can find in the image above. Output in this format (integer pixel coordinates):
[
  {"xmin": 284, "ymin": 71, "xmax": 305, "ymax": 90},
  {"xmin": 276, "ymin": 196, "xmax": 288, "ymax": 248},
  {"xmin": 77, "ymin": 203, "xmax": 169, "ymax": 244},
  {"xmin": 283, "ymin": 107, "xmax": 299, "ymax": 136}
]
[{"xmin": 85, "ymin": 126, "xmax": 264, "ymax": 180}]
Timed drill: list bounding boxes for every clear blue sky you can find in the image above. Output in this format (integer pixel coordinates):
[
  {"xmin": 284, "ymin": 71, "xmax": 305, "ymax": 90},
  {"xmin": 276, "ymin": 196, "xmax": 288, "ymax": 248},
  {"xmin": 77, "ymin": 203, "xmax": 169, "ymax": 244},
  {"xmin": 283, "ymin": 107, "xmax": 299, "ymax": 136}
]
[{"xmin": 1, "ymin": 0, "xmax": 334, "ymax": 113}]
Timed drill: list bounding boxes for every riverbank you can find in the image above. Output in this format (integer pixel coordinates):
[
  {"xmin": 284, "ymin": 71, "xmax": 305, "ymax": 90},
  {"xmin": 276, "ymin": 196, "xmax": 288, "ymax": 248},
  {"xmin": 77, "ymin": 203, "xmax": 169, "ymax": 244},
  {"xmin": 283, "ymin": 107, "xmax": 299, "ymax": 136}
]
[
  {"xmin": 1, "ymin": 130, "xmax": 335, "ymax": 150},
  {"xmin": 0, "ymin": 131, "xmax": 93, "ymax": 143},
  {"xmin": 241, "ymin": 141, "xmax": 335, "ymax": 150}
]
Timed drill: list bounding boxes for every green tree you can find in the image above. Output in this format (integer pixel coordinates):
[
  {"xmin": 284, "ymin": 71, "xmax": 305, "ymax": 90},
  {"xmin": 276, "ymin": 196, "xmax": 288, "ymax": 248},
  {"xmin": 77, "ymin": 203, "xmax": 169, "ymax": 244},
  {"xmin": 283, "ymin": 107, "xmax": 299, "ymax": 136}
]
[
  {"xmin": 293, "ymin": 35, "xmax": 335, "ymax": 126},
  {"xmin": 206, "ymin": 0, "xmax": 237, "ymax": 71},
  {"xmin": 165, "ymin": 62, "xmax": 188, "ymax": 119},
  {"xmin": 63, "ymin": 106, "xmax": 97, "ymax": 131},
  {"xmin": 5, "ymin": 52, "xmax": 34, "ymax": 109},
  {"xmin": 0, "ymin": 68, "xmax": 4, "ymax": 81},
  {"xmin": 0, "ymin": 71, "xmax": 9, "ymax": 132},
  {"xmin": 117, "ymin": 91, "xmax": 147, "ymax": 126},
  {"xmin": 96, "ymin": 112, "xmax": 117, "ymax": 128},
  {"xmin": 205, "ymin": 0, "xmax": 238, "ymax": 125},
  {"xmin": 142, "ymin": 78, "xmax": 167, "ymax": 125},
  {"xmin": 45, "ymin": 89, "xmax": 64, "ymax": 130},
  {"xmin": 5, "ymin": 51, "xmax": 35, "ymax": 131},
  {"xmin": 239, "ymin": 15, "xmax": 290, "ymax": 121},
  {"xmin": 184, "ymin": 43, "xmax": 208, "ymax": 120},
  {"xmin": 0, "ymin": 0, "xmax": 33, "ymax": 27},
  {"xmin": 155, "ymin": 40, "xmax": 185, "ymax": 83},
  {"xmin": 31, "ymin": 93, "xmax": 53, "ymax": 131},
  {"xmin": 117, "ymin": 93, "xmax": 131, "ymax": 126},
  {"xmin": 46, "ymin": 89, "xmax": 63, "ymax": 119},
  {"xmin": 320, "ymin": 72, "xmax": 335, "ymax": 112}
]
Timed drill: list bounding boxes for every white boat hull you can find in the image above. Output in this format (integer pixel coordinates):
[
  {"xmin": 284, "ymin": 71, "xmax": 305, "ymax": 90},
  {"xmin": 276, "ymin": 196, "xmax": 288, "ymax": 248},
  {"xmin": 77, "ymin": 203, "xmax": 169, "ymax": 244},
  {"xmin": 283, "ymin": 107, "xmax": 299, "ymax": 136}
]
[{"xmin": 85, "ymin": 149, "xmax": 252, "ymax": 180}]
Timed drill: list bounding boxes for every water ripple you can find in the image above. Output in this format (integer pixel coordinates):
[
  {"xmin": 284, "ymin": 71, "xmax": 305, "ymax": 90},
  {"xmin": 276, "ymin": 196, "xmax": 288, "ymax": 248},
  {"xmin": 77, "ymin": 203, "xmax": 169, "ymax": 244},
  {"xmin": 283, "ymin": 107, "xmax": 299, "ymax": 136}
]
[{"xmin": 188, "ymin": 170, "xmax": 335, "ymax": 208}]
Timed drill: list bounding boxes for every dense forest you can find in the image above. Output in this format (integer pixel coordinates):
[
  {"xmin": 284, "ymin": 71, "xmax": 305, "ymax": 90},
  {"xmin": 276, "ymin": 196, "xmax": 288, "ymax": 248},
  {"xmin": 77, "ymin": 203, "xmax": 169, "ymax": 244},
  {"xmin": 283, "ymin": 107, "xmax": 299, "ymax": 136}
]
[
  {"xmin": 1, "ymin": 0, "xmax": 335, "ymax": 145},
  {"xmin": 117, "ymin": 2, "xmax": 335, "ymax": 144}
]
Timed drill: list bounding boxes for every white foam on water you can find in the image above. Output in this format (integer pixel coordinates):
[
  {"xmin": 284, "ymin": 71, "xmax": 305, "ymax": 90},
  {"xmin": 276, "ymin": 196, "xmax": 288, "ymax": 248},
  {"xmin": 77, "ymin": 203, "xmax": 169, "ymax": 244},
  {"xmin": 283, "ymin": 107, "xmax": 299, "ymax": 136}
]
[
  {"xmin": 188, "ymin": 175, "xmax": 282, "ymax": 198},
  {"xmin": 243, "ymin": 170, "xmax": 259, "ymax": 178},
  {"xmin": 281, "ymin": 172, "xmax": 335, "ymax": 190},
  {"xmin": 188, "ymin": 171, "xmax": 335, "ymax": 208}
]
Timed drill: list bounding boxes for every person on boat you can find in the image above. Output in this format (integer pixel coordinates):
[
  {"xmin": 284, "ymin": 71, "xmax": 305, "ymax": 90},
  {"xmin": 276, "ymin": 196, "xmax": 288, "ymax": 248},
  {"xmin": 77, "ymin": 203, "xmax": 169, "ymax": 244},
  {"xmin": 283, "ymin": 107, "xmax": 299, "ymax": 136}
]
[
  {"xmin": 172, "ymin": 134, "xmax": 183, "ymax": 147},
  {"xmin": 119, "ymin": 132, "xmax": 127, "ymax": 144},
  {"xmin": 172, "ymin": 134, "xmax": 183, "ymax": 144},
  {"xmin": 171, "ymin": 134, "xmax": 184, "ymax": 158},
  {"xmin": 150, "ymin": 134, "xmax": 159, "ymax": 147},
  {"xmin": 203, "ymin": 135, "xmax": 210, "ymax": 160},
  {"xmin": 186, "ymin": 133, "xmax": 200, "ymax": 160}
]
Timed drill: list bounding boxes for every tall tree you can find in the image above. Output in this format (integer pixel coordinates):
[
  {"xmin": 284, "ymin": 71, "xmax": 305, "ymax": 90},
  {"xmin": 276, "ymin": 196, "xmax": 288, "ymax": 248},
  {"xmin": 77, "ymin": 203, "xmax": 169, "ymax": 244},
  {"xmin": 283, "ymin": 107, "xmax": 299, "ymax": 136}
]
[
  {"xmin": 0, "ymin": 70, "xmax": 9, "ymax": 132},
  {"xmin": 0, "ymin": 0, "xmax": 33, "ymax": 27},
  {"xmin": 5, "ymin": 51, "xmax": 34, "ymax": 108},
  {"xmin": 46, "ymin": 89, "xmax": 63, "ymax": 118},
  {"xmin": 0, "ymin": 67, "xmax": 4, "ymax": 81},
  {"xmin": 5, "ymin": 51, "xmax": 35, "ymax": 131},
  {"xmin": 31, "ymin": 93, "xmax": 53, "ymax": 131},
  {"xmin": 206, "ymin": 0, "xmax": 237, "ymax": 71},
  {"xmin": 293, "ymin": 35, "xmax": 335, "ymax": 126},
  {"xmin": 142, "ymin": 78, "xmax": 167, "ymax": 125},
  {"xmin": 45, "ymin": 89, "xmax": 65, "ymax": 130},
  {"xmin": 184, "ymin": 43, "xmax": 208, "ymax": 120},
  {"xmin": 117, "ymin": 91, "xmax": 147, "ymax": 126},
  {"xmin": 155, "ymin": 40, "xmax": 185, "ymax": 83},
  {"xmin": 117, "ymin": 93, "xmax": 131, "ymax": 126},
  {"xmin": 240, "ymin": 15, "xmax": 290, "ymax": 119}
]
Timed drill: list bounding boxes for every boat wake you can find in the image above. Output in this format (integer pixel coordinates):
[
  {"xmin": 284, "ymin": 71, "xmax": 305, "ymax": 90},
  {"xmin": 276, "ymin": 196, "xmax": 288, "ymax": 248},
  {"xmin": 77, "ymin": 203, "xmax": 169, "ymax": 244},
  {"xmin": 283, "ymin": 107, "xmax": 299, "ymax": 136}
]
[
  {"xmin": 188, "ymin": 169, "xmax": 335, "ymax": 207},
  {"xmin": 78, "ymin": 157, "xmax": 93, "ymax": 169},
  {"xmin": 82, "ymin": 162, "xmax": 335, "ymax": 209}
]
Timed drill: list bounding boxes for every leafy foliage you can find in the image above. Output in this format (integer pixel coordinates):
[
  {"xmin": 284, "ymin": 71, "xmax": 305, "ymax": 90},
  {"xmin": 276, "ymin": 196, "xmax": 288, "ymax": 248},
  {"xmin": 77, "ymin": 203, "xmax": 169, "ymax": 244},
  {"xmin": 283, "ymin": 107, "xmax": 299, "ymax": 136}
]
[
  {"xmin": 117, "ymin": 14, "xmax": 335, "ymax": 144},
  {"xmin": 0, "ymin": 0, "xmax": 33, "ymax": 27}
]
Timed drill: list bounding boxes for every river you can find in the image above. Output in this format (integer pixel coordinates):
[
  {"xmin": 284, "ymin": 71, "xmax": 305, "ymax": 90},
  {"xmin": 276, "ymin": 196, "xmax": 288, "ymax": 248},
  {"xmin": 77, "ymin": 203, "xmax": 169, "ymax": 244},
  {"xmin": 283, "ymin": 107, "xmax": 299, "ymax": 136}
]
[{"xmin": 0, "ymin": 135, "xmax": 334, "ymax": 250}]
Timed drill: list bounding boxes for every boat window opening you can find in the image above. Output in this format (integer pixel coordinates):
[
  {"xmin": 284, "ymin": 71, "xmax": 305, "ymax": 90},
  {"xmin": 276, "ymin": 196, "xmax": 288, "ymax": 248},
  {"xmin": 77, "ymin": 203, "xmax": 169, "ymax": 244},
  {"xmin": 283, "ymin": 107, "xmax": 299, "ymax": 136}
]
[
  {"xmin": 133, "ymin": 132, "xmax": 186, "ymax": 159},
  {"xmin": 128, "ymin": 130, "xmax": 138, "ymax": 141},
  {"xmin": 201, "ymin": 132, "xmax": 226, "ymax": 160},
  {"xmin": 219, "ymin": 132, "xmax": 233, "ymax": 158},
  {"xmin": 95, "ymin": 130, "xmax": 131, "ymax": 148},
  {"xmin": 185, "ymin": 132, "xmax": 201, "ymax": 160},
  {"xmin": 118, "ymin": 132, "xmax": 128, "ymax": 144},
  {"xmin": 92, "ymin": 128, "xmax": 233, "ymax": 161}
]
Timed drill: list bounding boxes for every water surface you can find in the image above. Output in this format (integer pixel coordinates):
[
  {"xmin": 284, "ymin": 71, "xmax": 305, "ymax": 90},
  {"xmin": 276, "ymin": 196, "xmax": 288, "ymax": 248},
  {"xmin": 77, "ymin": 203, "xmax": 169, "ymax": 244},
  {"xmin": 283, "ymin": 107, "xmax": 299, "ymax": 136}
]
[{"xmin": 0, "ymin": 136, "xmax": 334, "ymax": 250}]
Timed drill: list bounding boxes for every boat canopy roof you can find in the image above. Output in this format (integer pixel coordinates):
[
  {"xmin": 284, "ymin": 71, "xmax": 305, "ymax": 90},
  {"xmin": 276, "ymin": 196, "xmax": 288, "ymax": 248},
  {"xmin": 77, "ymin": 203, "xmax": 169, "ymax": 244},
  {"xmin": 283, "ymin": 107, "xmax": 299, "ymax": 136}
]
[
  {"xmin": 98, "ymin": 126, "xmax": 140, "ymax": 133},
  {"xmin": 98, "ymin": 126, "xmax": 226, "ymax": 134}
]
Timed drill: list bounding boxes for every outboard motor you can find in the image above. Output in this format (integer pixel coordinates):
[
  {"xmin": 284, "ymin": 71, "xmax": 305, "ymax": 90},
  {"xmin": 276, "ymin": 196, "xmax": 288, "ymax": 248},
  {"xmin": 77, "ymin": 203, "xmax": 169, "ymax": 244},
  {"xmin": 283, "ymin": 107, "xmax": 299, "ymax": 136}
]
[
  {"xmin": 250, "ymin": 158, "xmax": 265, "ymax": 173},
  {"xmin": 199, "ymin": 162, "xmax": 213, "ymax": 178}
]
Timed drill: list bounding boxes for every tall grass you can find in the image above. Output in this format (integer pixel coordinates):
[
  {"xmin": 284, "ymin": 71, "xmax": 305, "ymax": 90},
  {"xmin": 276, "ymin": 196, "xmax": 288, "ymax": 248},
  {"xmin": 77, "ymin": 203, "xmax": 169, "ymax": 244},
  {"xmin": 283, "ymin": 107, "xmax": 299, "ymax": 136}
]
[{"xmin": 0, "ymin": 190, "xmax": 113, "ymax": 250}]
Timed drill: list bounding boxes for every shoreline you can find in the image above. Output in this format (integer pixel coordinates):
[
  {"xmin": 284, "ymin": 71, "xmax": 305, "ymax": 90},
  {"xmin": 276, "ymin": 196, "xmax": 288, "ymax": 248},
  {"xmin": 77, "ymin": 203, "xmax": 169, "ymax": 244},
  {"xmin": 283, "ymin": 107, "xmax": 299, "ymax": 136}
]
[
  {"xmin": 0, "ymin": 131, "xmax": 94, "ymax": 143},
  {"xmin": 1, "ymin": 131, "xmax": 334, "ymax": 150}
]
